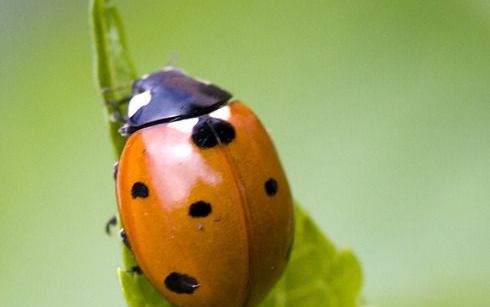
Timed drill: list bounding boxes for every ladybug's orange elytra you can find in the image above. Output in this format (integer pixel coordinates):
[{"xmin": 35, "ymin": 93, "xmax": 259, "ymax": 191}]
[{"xmin": 115, "ymin": 68, "xmax": 294, "ymax": 307}]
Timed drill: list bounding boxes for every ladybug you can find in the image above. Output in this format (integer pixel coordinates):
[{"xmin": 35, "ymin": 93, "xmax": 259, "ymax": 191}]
[{"xmin": 115, "ymin": 67, "xmax": 294, "ymax": 307}]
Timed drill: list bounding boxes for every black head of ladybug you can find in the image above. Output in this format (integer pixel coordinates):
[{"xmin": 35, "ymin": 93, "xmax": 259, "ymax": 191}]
[{"xmin": 126, "ymin": 67, "xmax": 232, "ymax": 132}]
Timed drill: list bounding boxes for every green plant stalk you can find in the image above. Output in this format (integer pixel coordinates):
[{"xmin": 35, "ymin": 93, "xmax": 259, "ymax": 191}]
[
  {"xmin": 91, "ymin": 0, "xmax": 365, "ymax": 306},
  {"xmin": 91, "ymin": 0, "xmax": 137, "ymax": 155}
]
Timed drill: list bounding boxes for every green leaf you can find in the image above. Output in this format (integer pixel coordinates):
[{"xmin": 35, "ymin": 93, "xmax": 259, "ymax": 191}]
[
  {"xmin": 118, "ymin": 268, "xmax": 173, "ymax": 307},
  {"xmin": 91, "ymin": 1, "xmax": 364, "ymax": 306},
  {"xmin": 261, "ymin": 206, "xmax": 363, "ymax": 307}
]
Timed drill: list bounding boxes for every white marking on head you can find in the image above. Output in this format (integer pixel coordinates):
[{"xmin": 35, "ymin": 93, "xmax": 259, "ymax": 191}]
[
  {"xmin": 167, "ymin": 118, "xmax": 199, "ymax": 133},
  {"xmin": 128, "ymin": 91, "xmax": 152, "ymax": 118},
  {"xmin": 209, "ymin": 106, "xmax": 231, "ymax": 120}
]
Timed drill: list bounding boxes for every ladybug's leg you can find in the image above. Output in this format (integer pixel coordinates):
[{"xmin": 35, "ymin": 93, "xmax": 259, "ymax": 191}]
[
  {"xmin": 129, "ymin": 266, "xmax": 143, "ymax": 275},
  {"xmin": 120, "ymin": 228, "xmax": 131, "ymax": 250},
  {"xmin": 105, "ymin": 215, "xmax": 117, "ymax": 235},
  {"xmin": 119, "ymin": 230, "xmax": 143, "ymax": 275},
  {"xmin": 113, "ymin": 161, "xmax": 119, "ymax": 180},
  {"xmin": 104, "ymin": 96, "xmax": 131, "ymax": 124}
]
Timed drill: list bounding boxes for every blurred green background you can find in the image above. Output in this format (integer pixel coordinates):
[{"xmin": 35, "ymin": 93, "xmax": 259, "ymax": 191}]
[{"xmin": 1, "ymin": 0, "xmax": 489, "ymax": 306}]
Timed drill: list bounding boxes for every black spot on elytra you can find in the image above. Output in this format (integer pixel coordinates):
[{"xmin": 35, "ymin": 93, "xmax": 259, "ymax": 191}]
[
  {"xmin": 265, "ymin": 178, "xmax": 278, "ymax": 196},
  {"xmin": 132, "ymin": 182, "xmax": 149, "ymax": 198},
  {"xmin": 213, "ymin": 119, "xmax": 235, "ymax": 144},
  {"xmin": 191, "ymin": 116, "xmax": 235, "ymax": 148},
  {"xmin": 164, "ymin": 272, "xmax": 200, "ymax": 294},
  {"xmin": 189, "ymin": 201, "xmax": 212, "ymax": 218}
]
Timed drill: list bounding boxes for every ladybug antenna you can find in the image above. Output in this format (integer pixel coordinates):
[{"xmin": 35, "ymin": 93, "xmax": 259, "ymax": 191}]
[{"xmin": 166, "ymin": 52, "xmax": 179, "ymax": 68}]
